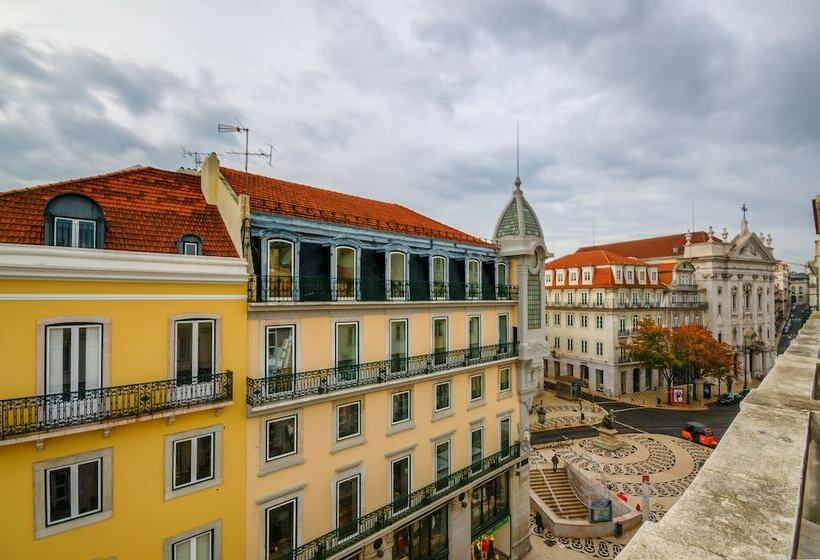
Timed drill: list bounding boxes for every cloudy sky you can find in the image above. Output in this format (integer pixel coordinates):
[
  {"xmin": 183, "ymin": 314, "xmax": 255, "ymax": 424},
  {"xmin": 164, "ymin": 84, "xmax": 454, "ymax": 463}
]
[{"xmin": 1, "ymin": 1, "xmax": 817, "ymax": 264}]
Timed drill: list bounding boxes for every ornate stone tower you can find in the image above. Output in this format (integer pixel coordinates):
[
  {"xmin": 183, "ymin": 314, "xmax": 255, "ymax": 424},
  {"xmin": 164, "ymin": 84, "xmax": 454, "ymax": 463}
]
[{"xmin": 493, "ymin": 174, "xmax": 550, "ymax": 559}]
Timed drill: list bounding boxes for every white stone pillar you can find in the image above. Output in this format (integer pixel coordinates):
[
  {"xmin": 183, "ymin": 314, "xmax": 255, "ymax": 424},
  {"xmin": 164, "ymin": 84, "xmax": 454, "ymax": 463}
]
[
  {"xmin": 448, "ymin": 492, "xmax": 472, "ymax": 560},
  {"xmin": 509, "ymin": 465, "xmax": 532, "ymax": 559}
]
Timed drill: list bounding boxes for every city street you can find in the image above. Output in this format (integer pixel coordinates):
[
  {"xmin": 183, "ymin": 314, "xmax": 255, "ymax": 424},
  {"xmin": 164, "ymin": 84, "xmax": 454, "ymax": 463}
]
[{"xmin": 531, "ymin": 396, "xmax": 742, "ymax": 445}]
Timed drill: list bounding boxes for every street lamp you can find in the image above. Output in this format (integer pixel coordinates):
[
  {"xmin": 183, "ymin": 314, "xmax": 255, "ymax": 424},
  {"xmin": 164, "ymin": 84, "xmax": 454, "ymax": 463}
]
[{"xmin": 537, "ymin": 405, "xmax": 547, "ymax": 425}]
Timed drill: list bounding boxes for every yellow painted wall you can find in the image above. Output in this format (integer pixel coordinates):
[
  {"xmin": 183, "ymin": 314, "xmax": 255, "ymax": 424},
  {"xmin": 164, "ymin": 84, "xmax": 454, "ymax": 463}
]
[
  {"xmin": 0, "ymin": 278, "xmax": 248, "ymax": 560},
  {"xmin": 244, "ymin": 304, "xmax": 521, "ymax": 556}
]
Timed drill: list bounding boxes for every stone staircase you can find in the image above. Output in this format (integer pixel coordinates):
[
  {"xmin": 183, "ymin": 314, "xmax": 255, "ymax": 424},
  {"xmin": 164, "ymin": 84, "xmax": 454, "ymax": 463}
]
[{"xmin": 530, "ymin": 466, "xmax": 588, "ymax": 520}]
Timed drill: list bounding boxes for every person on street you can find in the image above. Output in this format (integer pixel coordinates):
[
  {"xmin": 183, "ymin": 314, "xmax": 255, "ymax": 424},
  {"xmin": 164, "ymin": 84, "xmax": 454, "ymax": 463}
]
[
  {"xmin": 551, "ymin": 453, "xmax": 559, "ymax": 472},
  {"xmin": 534, "ymin": 511, "xmax": 544, "ymax": 534}
]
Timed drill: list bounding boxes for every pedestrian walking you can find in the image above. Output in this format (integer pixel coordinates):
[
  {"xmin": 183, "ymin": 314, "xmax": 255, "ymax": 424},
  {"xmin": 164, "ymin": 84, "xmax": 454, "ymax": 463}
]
[
  {"xmin": 534, "ymin": 511, "xmax": 544, "ymax": 534},
  {"xmin": 551, "ymin": 453, "xmax": 559, "ymax": 472},
  {"xmin": 480, "ymin": 536, "xmax": 489, "ymax": 560},
  {"xmin": 488, "ymin": 536, "xmax": 495, "ymax": 559}
]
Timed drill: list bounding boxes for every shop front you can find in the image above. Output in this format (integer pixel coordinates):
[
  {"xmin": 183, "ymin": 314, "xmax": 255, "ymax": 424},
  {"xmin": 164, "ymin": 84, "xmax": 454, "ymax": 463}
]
[
  {"xmin": 470, "ymin": 473, "xmax": 510, "ymax": 560},
  {"xmin": 392, "ymin": 505, "xmax": 448, "ymax": 560}
]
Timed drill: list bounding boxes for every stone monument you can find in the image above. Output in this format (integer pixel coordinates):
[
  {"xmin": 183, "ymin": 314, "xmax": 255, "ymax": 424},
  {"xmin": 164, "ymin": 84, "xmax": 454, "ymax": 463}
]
[{"xmin": 591, "ymin": 410, "xmax": 628, "ymax": 451}]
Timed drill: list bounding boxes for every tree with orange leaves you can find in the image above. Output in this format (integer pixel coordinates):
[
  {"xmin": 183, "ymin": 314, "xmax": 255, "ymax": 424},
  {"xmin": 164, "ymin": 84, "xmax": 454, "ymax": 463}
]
[{"xmin": 626, "ymin": 317, "xmax": 678, "ymax": 403}]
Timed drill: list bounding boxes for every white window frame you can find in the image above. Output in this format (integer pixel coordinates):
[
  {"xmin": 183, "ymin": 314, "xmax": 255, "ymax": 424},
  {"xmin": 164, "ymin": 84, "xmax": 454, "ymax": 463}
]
[
  {"xmin": 172, "ymin": 433, "xmax": 216, "ymax": 491},
  {"xmin": 467, "ymin": 259, "xmax": 481, "ymax": 299},
  {"xmin": 391, "ymin": 390, "xmax": 412, "ymax": 425},
  {"xmin": 434, "ymin": 440, "xmax": 451, "ymax": 488},
  {"xmin": 390, "ymin": 455, "xmax": 412, "ymax": 514},
  {"xmin": 335, "ymin": 246, "xmax": 358, "ymax": 300},
  {"xmin": 174, "ymin": 319, "xmax": 216, "ymax": 382},
  {"xmin": 172, "ymin": 529, "xmax": 214, "ymax": 560},
  {"xmin": 469, "ymin": 426, "xmax": 484, "ymax": 469},
  {"xmin": 336, "ymin": 401, "xmax": 361, "ymax": 441},
  {"xmin": 45, "ymin": 458, "xmax": 102, "ymax": 526},
  {"xmin": 388, "ymin": 319, "xmax": 408, "ymax": 373},
  {"xmin": 499, "ymin": 367, "xmax": 511, "ymax": 392},
  {"xmin": 496, "ymin": 262, "xmax": 508, "ymax": 287},
  {"xmin": 266, "ymin": 499, "xmax": 297, "ymax": 559},
  {"xmin": 267, "ymin": 239, "xmax": 296, "ymax": 300},
  {"xmin": 54, "ymin": 216, "xmax": 97, "ymax": 248},
  {"xmin": 265, "ymin": 415, "xmax": 298, "ymax": 462},
  {"xmin": 336, "ymin": 474, "xmax": 361, "ymax": 537},
  {"xmin": 469, "ymin": 373, "xmax": 484, "ymax": 401},
  {"xmin": 334, "ymin": 321, "xmax": 359, "ymax": 369},
  {"xmin": 183, "ymin": 241, "xmax": 200, "ymax": 256},
  {"xmin": 431, "ymin": 256, "xmax": 448, "ymax": 299},
  {"xmin": 499, "ymin": 416, "xmax": 512, "ymax": 455},
  {"xmin": 45, "ymin": 323, "xmax": 103, "ymax": 396},
  {"xmin": 433, "ymin": 381, "xmax": 451, "ymax": 412},
  {"xmin": 432, "ymin": 316, "xmax": 448, "ymax": 357},
  {"xmin": 387, "ymin": 251, "xmax": 408, "ymax": 300}
]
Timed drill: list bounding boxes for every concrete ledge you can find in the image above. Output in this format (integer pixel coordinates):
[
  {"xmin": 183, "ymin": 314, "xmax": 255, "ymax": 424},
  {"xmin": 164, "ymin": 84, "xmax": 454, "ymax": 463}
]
[{"xmin": 618, "ymin": 313, "xmax": 820, "ymax": 560}]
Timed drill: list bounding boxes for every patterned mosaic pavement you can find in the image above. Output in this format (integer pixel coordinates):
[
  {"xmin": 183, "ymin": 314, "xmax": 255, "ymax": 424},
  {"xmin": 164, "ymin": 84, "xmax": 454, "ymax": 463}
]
[{"xmin": 529, "ymin": 433, "xmax": 711, "ymax": 559}]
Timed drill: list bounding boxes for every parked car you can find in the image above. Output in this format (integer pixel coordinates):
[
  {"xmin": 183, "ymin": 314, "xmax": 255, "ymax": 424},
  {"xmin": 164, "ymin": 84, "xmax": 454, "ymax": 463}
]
[
  {"xmin": 680, "ymin": 421, "xmax": 718, "ymax": 447},
  {"xmin": 717, "ymin": 391, "xmax": 742, "ymax": 405}
]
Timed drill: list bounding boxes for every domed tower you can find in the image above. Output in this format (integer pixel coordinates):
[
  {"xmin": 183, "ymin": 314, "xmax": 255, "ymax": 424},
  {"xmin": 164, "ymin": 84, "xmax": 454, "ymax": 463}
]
[{"xmin": 494, "ymin": 174, "xmax": 550, "ymax": 559}]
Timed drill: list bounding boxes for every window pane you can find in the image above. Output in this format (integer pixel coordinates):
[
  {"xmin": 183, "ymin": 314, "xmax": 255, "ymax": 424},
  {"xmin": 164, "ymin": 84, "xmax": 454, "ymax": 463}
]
[
  {"xmin": 336, "ymin": 324, "xmax": 358, "ymax": 367},
  {"xmin": 337, "ymin": 477, "xmax": 359, "ymax": 533},
  {"xmin": 389, "ymin": 321, "xmax": 407, "ymax": 372},
  {"xmin": 78, "ymin": 221, "xmax": 96, "ymax": 248},
  {"xmin": 267, "ymin": 501, "xmax": 296, "ymax": 558},
  {"xmin": 471, "ymin": 375, "xmax": 483, "ymax": 400},
  {"xmin": 468, "ymin": 260, "xmax": 479, "ymax": 284},
  {"xmin": 173, "ymin": 539, "xmax": 193, "ymax": 560},
  {"xmin": 471, "ymin": 430, "xmax": 482, "ymax": 464},
  {"xmin": 497, "ymin": 264, "xmax": 507, "ymax": 287},
  {"xmin": 174, "ymin": 439, "xmax": 192, "ymax": 487},
  {"xmin": 436, "ymin": 442, "xmax": 449, "ymax": 481},
  {"xmin": 269, "ymin": 241, "xmax": 293, "ymax": 277},
  {"xmin": 498, "ymin": 315, "xmax": 508, "ymax": 345},
  {"xmin": 390, "ymin": 253, "xmax": 406, "ymax": 282},
  {"xmin": 79, "ymin": 326, "xmax": 101, "ymax": 392},
  {"xmin": 435, "ymin": 383, "xmax": 449, "ymax": 410},
  {"xmin": 197, "ymin": 321, "xmax": 214, "ymax": 380},
  {"xmin": 267, "ymin": 326, "xmax": 294, "ymax": 392},
  {"xmin": 433, "ymin": 319, "xmax": 447, "ymax": 365},
  {"xmin": 469, "ymin": 317, "xmax": 480, "ymax": 347},
  {"xmin": 47, "ymin": 466, "xmax": 71, "ymax": 523},
  {"xmin": 337, "ymin": 403, "xmax": 360, "ymax": 439},
  {"xmin": 268, "ymin": 416, "xmax": 297, "ymax": 459},
  {"xmin": 392, "ymin": 392, "xmax": 410, "ymax": 423},
  {"xmin": 392, "ymin": 457, "xmax": 410, "ymax": 510},
  {"xmin": 47, "ymin": 327, "xmax": 71, "ymax": 395},
  {"xmin": 77, "ymin": 460, "xmax": 100, "ymax": 515},
  {"xmin": 337, "ymin": 247, "xmax": 355, "ymax": 280},
  {"xmin": 176, "ymin": 322, "xmax": 193, "ymax": 383},
  {"xmin": 54, "ymin": 218, "xmax": 73, "ymax": 247},
  {"xmin": 196, "ymin": 435, "xmax": 213, "ymax": 481},
  {"xmin": 500, "ymin": 419, "xmax": 511, "ymax": 453},
  {"xmin": 195, "ymin": 532, "xmax": 212, "ymax": 560},
  {"xmin": 433, "ymin": 257, "xmax": 445, "ymax": 283}
]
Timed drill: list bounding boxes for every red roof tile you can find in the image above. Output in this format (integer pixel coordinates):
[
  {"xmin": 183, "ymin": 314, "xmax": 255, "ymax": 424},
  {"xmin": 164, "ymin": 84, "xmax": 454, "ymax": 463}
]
[
  {"xmin": 544, "ymin": 249, "xmax": 649, "ymax": 269},
  {"xmin": 221, "ymin": 168, "xmax": 493, "ymax": 247},
  {"xmin": 0, "ymin": 167, "xmax": 238, "ymax": 257},
  {"xmin": 577, "ymin": 232, "xmax": 710, "ymax": 259}
]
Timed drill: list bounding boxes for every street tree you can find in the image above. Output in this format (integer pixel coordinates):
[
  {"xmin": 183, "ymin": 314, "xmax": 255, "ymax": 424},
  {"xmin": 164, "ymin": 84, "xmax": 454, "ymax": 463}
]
[{"xmin": 626, "ymin": 317, "xmax": 678, "ymax": 403}]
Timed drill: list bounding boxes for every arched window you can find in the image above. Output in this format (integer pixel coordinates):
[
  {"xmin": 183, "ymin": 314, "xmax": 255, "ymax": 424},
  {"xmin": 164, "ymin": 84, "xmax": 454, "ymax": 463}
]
[
  {"xmin": 177, "ymin": 234, "xmax": 203, "ymax": 255},
  {"xmin": 731, "ymin": 288, "xmax": 738, "ymax": 310},
  {"xmin": 431, "ymin": 256, "xmax": 447, "ymax": 299},
  {"xmin": 467, "ymin": 259, "xmax": 481, "ymax": 299},
  {"xmin": 335, "ymin": 246, "xmax": 357, "ymax": 300},
  {"xmin": 44, "ymin": 193, "xmax": 105, "ymax": 248},
  {"xmin": 268, "ymin": 240, "xmax": 294, "ymax": 300},
  {"xmin": 388, "ymin": 251, "xmax": 407, "ymax": 300}
]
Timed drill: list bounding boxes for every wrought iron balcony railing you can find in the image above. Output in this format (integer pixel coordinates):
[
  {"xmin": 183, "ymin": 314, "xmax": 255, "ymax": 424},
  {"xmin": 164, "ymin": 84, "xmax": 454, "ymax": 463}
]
[
  {"xmin": 275, "ymin": 444, "xmax": 521, "ymax": 560},
  {"xmin": 0, "ymin": 372, "xmax": 233, "ymax": 440},
  {"xmin": 247, "ymin": 342, "xmax": 518, "ymax": 407},
  {"xmin": 248, "ymin": 275, "xmax": 518, "ymax": 303}
]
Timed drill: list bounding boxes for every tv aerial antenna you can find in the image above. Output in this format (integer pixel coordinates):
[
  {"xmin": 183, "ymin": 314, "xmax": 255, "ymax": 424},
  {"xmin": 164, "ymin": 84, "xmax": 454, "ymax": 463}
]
[
  {"xmin": 181, "ymin": 147, "xmax": 213, "ymax": 169},
  {"xmin": 218, "ymin": 121, "xmax": 275, "ymax": 172}
]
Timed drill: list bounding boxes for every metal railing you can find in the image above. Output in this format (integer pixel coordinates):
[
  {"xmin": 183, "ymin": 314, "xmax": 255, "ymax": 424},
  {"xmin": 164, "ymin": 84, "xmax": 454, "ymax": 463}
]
[
  {"xmin": 249, "ymin": 275, "xmax": 518, "ymax": 303},
  {"xmin": 531, "ymin": 454, "xmax": 565, "ymax": 517},
  {"xmin": 248, "ymin": 343, "xmax": 518, "ymax": 407},
  {"xmin": 0, "ymin": 372, "xmax": 233, "ymax": 440},
  {"xmin": 275, "ymin": 444, "xmax": 521, "ymax": 560},
  {"xmin": 547, "ymin": 301, "xmax": 704, "ymax": 310}
]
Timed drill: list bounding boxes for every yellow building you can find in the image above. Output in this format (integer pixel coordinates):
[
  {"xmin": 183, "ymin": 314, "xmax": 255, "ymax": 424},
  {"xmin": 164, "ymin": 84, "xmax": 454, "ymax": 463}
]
[
  {"xmin": 230, "ymin": 163, "xmax": 550, "ymax": 560},
  {"xmin": 0, "ymin": 155, "xmax": 550, "ymax": 560},
  {"xmin": 0, "ymin": 167, "xmax": 250, "ymax": 559}
]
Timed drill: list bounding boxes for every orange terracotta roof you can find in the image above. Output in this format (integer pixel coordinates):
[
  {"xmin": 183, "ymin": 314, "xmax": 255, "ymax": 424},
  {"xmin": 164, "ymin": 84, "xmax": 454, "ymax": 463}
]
[
  {"xmin": 577, "ymin": 231, "xmax": 711, "ymax": 259},
  {"xmin": 222, "ymin": 167, "xmax": 493, "ymax": 248},
  {"xmin": 0, "ymin": 167, "xmax": 238, "ymax": 257},
  {"xmin": 544, "ymin": 249, "xmax": 649, "ymax": 269}
]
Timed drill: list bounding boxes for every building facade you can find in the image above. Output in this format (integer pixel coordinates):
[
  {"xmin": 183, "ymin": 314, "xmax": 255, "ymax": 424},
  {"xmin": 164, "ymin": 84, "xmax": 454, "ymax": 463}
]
[
  {"xmin": 231, "ymin": 158, "xmax": 548, "ymax": 560},
  {"xmin": 544, "ymin": 250, "xmax": 706, "ymax": 396},
  {"xmin": 789, "ymin": 272, "xmax": 810, "ymax": 307},
  {"xmin": 578, "ymin": 217, "xmax": 778, "ymax": 380},
  {"xmin": 0, "ymin": 168, "xmax": 251, "ymax": 559},
  {"xmin": 0, "ymin": 156, "xmax": 548, "ymax": 560},
  {"xmin": 774, "ymin": 261, "xmax": 790, "ymax": 334}
]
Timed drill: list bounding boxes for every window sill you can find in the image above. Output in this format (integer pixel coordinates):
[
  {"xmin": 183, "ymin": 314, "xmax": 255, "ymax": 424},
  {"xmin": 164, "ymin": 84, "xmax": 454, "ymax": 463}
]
[
  {"xmin": 331, "ymin": 435, "xmax": 367, "ymax": 454},
  {"xmin": 35, "ymin": 510, "xmax": 112, "ymax": 540},
  {"xmin": 431, "ymin": 408, "xmax": 454, "ymax": 423},
  {"xmin": 165, "ymin": 475, "xmax": 223, "ymax": 501},
  {"xmin": 467, "ymin": 398, "xmax": 486, "ymax": 410},
  {"xmin": 258, "ymin": 454, "xmax": 306, "ymax": 477},
  {"xmin": 387, "ymin": 420, "xmax": 415, "ymax": 436}
]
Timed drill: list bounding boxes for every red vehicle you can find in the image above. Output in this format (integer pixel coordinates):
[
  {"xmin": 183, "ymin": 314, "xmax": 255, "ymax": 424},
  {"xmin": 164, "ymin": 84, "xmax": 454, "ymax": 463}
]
[{"xmin": 680, "ymin": 421, "xmax": 718, "ymax": 447}]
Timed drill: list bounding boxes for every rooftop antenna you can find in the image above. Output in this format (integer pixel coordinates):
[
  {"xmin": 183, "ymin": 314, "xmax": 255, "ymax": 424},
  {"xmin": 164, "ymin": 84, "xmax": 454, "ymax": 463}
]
[
  {"xmin": 218, "ymin": 122, "xmax": 250, "ymax": 171},
  {"xmin": 181, "ymin": 147, "xmax": 217, "ymax": 169}
]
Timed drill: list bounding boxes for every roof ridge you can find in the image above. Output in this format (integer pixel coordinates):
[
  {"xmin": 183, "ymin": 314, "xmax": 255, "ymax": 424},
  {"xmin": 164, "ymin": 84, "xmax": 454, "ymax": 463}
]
[{"xmin": 0, "ymin": 165, "xmax": 148, "ymax": 197}]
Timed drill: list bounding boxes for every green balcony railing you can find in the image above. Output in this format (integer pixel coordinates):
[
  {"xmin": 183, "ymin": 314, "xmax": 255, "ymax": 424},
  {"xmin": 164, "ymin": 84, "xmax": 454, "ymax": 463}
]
[
  {"xmin": 247, "ymin": 343, "xmax": 518, "ymax": 407},
  {"xmin": 248, "ymin": 276, "xmax": 518, "ymax": 303},
  {"xmin": 272, "ymin": 444, "xmax": 521, "ymax": 560}
]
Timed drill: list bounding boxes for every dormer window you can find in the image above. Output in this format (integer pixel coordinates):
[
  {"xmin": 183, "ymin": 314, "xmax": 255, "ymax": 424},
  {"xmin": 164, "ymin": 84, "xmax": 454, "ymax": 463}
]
[
  {"xmin": 583, "ymin": 270, "xmax": 591, "ymax": 282},
  {"xmin": 177, "ymin": 234, "xmax": 203, "ymax": 256},
  {"xmin": 615, "ymin": 269, "xmax": 622, "ymax": 282},
  {"xmin": 45, "ymin": 194, "xmax": 105, "ymax": 249},
  {"xmin": 626, "ymin": 269, "xmax": 633, "ymax": 282},
  {"xmin": 650, "ymin": 270, "xmax": 657, "ymax": 283}
]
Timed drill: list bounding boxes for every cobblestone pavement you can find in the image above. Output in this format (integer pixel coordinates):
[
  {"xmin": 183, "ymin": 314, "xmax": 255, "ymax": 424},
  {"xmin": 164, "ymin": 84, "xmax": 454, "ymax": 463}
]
[
  {"xmin": 528, "ymin": 393, "xmax": 607, "ymax": 432},
  {"xmin": 529, "ymin": 433, "xmax": 711, "ymax": 559}
]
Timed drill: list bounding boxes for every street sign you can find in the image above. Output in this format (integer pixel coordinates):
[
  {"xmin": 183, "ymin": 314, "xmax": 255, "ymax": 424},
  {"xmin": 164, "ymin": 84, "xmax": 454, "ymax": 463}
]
[{"xmin": 670, "ymin": 386, "xmax": 687, "ymax": 404}]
